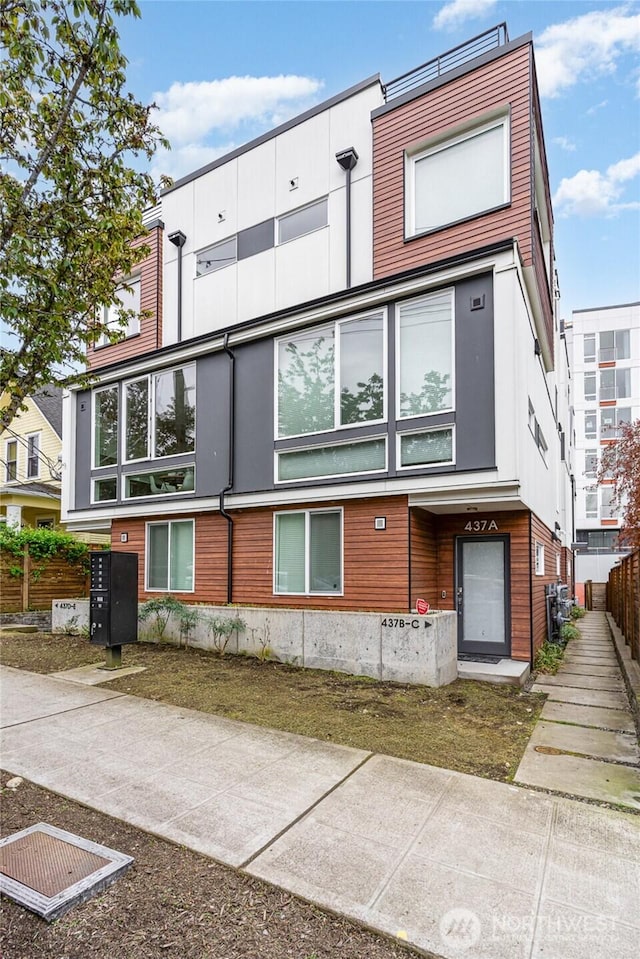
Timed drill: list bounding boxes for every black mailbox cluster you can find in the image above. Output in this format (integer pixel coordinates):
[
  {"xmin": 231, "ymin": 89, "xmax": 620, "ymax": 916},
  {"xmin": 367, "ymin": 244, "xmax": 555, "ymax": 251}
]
[{"xmin": 90, "ymin": 551, "xmax": 138, "ymax": 648}]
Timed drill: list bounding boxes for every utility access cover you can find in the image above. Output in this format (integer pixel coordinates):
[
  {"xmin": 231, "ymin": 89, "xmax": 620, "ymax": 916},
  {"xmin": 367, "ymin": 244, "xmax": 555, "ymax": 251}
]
[{"xmin": 0, "ymin": 823, "xmax": 133, "ymax": 921}]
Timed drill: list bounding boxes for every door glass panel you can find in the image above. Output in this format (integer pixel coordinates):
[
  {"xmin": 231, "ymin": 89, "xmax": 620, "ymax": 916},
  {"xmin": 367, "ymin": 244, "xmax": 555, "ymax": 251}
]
[{"xmin": 462, "ymin": 540, "xmax": 505, "ymax": 646}]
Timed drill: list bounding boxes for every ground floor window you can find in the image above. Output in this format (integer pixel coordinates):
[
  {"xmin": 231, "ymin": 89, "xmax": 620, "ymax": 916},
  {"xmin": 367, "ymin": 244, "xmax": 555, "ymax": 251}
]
[
  {"xmin": 146, "ymin": 520, "xmax": 194, "ymax": 592},
  {"xmin": 274, "ymin": 509, "xmax": 342, "ymax": 595}
]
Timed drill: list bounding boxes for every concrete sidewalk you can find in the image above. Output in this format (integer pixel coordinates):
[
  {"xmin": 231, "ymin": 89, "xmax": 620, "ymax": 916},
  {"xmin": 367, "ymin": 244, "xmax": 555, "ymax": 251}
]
[
  {"xmin": 2, "ymin": 664, "xmax": 639, "ymax": 959},
  {"xmin": 516, "ymin": 611, "xmax": 640, "ymax": 810}
]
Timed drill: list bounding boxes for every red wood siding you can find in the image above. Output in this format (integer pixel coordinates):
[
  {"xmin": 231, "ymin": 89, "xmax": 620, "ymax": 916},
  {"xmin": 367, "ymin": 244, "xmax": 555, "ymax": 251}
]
[
  {"xmin": 87, "ymin": 224, "xmax": 163, "ymax": 371},
  {"xmin": 112, "ymin": 496, "xmax": 410, "ymax": 612},
  {"xmin": 531, "ymin": 513, "xmax": 563, "ymax": 654},
  {"xmin": 409, "ymin": 507, "xmax": 438, "ymax": 610},
  {"xmin": 373, "ymin": 43, "xmax": 533, "ymax": 278}
]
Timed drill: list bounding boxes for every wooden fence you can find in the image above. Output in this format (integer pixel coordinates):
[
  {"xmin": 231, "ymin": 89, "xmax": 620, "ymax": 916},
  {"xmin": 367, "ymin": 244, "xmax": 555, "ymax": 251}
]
[
  {"xmin": 0, "ymin": 548, "xmax": 89, "ymax": 613},
  {"xmin": 607, "ymin": 549, "xmax": 639, "ymax": 662}
]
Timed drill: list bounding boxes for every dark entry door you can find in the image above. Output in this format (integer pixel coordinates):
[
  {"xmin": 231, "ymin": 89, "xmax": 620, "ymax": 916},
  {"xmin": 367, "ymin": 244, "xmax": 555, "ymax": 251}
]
[{"xmin": 456, "ymin": 535, "xmax": 511, "ymax": 658}]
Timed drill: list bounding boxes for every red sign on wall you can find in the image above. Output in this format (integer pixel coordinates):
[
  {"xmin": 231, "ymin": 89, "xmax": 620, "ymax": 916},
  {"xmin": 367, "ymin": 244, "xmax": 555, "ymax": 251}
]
[{"xmin": 416, "ymin": 598, "xmax": 430, "ymax": 615}]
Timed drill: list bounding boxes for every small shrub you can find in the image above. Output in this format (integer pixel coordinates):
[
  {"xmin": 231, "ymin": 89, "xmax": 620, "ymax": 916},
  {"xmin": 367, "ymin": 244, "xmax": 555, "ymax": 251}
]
[
  {"xmin": 204, "ymin": 613, "xmax": 246, "ymax": 655},
  {"xmin": 570, "ymin": 605, "xmax": 587, "ymax": 619},
  {"xmin": 560, "ymin": 622, "xmax": 580, "ymax": 643},
  {"xmin": 139, "ymin": 595, "xmax": 186, "ymax": 642},
  {"xmin": 178, "ymin": 606, "xmax": 199, "ymax": 649},
  {"xmin": 535, "ymin": 641, "xmax": 565, "ymax": 674}
]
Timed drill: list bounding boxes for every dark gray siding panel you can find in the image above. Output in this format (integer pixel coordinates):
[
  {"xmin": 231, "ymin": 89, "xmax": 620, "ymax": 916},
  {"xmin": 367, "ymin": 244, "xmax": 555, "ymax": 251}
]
[
  {"xmin": 195, "ymin": 353, "xmax": 233, "ymax": 496},
  {"xmin": 454, "ymin": 273, "xmax": 495, "ymax": 470},
  {"xmin": 233, "ymin": 339, "xmax": 275, "ymax": 493},
  {"xmin": 75, "ymin": 390, "xmax": 92, "ymax": 509}
]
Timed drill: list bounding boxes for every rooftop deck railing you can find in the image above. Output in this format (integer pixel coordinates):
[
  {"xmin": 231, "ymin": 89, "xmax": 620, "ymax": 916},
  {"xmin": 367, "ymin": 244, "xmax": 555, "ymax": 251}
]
[{"xmin": 383, "ymin": 23, "xmax": 509, "ymax": 102}]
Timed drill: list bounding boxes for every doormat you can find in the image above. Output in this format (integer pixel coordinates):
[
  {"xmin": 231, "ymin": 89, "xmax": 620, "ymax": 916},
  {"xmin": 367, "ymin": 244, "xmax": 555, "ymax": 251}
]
[
  {"xmin": 0, "ymin": 823, "xmax": 133, "ymax": 921},
  {"xmin": 458, "ymin": 654, "xmax": 502, "ymax": 664}
]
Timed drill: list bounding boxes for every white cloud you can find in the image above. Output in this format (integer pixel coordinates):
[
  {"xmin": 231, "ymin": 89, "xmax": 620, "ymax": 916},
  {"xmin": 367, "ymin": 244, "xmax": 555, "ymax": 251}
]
[
  {"xmin": 535, "ymin": 6, "xmax": 640, "ymax": 98},
  {"xmin": 586, "ymin": 99, "xmax": 609, "ymax": 116},
  {"xmin": 553, "ymin": 152, "xmax": 640, "ymax": 217},
  {"xmin": 154, "ymin": 75, "xmax": 323, "ymax": 146},
  {"xmin": 552, "ymin": 136, "xmax": 577, "ymax": 152},
  {"xmin": 433, "ymin": 0, "xmax": 497, "ymax": 30}
]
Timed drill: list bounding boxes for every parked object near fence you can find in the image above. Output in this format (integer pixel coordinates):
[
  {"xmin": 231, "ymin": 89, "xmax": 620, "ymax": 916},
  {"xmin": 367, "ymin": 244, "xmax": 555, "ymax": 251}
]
[{"xmin": 608, "ymin": 549, "xmax": 639, "ymax": 662}]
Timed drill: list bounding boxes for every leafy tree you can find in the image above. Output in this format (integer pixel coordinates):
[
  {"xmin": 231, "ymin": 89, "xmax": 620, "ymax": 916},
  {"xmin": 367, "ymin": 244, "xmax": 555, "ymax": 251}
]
[
  {"xmin": 0, "ymin": 0, "xmax": 168, "ymax": 429},
  {"xmin": 597, "ymin": 419, "xmax": 640, "ymax": 547}
]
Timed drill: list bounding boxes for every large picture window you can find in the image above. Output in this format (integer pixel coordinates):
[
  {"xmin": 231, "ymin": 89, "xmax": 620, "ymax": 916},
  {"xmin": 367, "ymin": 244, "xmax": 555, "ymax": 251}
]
[
  {"xmin": 146, "ymin": 520, "xmax": 194, "ymax": 592},
  {"xmin": 274, "ymin": 509, "xmax": 342, "ymax": 595},
  {"xmin": 407, "ymin": 116, "xmax": 509, "ymax": 235},
  {"xmin": 122, "ymin": 364, "xmax": 196, "ymax": 462},
  {"xmin": 398, "ymin": 291, "xmax": 453, "ymax": 418},
  {"xmin": 277, "ymin": 312, "xmax": 385, "ymax": 438},
  {"xmin": 93, "ymin": 386, "xmax": 119, "ymax": 468}
]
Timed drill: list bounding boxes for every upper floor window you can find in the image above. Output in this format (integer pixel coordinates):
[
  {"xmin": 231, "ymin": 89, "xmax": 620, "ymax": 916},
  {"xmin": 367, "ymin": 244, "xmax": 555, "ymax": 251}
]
[
  {"xmin": 5, "ymin": 439, "xmax": 17, "ymax": 481},
  {"xmin": 599, "ymin": 368, "xmax": 630, "ymax": 401},
  {"xmin": 601, "ymin": 486, "xmax": 619, "ymax": 519},
  {"xmin": 584, "ymin": 410, "xmax": 597, "ymax": 439},
  {"xmin": 124, "ymin": 364, "xmax": 196, "ymax": 462},
  {"xmin": 278, "ymin": 198, "xmax": 328, "ymax": 245},
  {"xmin": 584, "ymin": 449, "xmax": 597, "ymax": 477},
  {"xmin": 406, "ymin": 115, "xmax": 509, "ymax": 236},
  {"xmin": 196, "ymin": 237, "xmax": 237, "ymax": 276},
  {"xmin": 93, "ymin": 386, "xmax": 119, "ymax": 468},
  {"xmin": 277, "ymin": 312, "xmax": 385, "ymax": 439},
  {"xmin": 26, "ymin": 433, "xmax": 40, "ymax": 478},
  {"xmin": 398, "ymin": 291, "xmax": 453, "ymax": 418},
  {"xmin": 599, "ymin": 329, "xmax": 630, "ymax": 362},
  {"xmin": 601, "ymin": 407, "xmax": 630, "ymax": 439},
  {"xmin": 583, "ymin": 372, "xmax": 596, "ymax": 401},
  {"xmin": 583, "ymin": 333, "xmax": 596, "ymax": 362},
  {"xmin": 98, "ymin": 277, "xmax": 140, "ymax": 346}
]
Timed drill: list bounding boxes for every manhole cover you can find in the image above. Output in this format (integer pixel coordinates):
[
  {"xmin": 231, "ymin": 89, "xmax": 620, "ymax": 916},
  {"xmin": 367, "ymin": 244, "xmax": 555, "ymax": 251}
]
[{"xmin": 0, "ymin": 823, "xmax": 133, "ymax": 921}]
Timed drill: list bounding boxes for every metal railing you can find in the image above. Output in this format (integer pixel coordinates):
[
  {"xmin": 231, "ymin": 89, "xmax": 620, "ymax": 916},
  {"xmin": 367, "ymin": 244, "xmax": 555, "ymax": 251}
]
[
  {"xmin": 607, "ymin": 549, "xmax": 639, "ymax": 661},
  {"xmin": 383, "ymin": 23, "xmax": 509, "ymax": 101}
]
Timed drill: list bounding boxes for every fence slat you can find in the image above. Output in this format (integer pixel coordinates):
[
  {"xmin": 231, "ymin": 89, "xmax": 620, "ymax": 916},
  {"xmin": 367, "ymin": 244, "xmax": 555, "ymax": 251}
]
[{"xmin": 607, "ymin": 549, "xmax": 639, "ymax": 661}]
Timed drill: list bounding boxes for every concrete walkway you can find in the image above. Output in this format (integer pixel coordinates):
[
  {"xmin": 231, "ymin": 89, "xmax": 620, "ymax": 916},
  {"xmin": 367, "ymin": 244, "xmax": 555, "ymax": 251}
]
[
  {"xmin": 516, "ymin": 612, "xmax": 640, "ymax": 811},
  {"xmin": 2, "ymin": 663, "xmax": 640, "ymax": 959}
]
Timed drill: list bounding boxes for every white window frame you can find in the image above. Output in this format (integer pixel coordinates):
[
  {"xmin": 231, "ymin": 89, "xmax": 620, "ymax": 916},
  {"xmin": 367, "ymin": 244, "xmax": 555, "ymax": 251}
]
[
  {"xmin": 92, "ymin": 384, "xmax": 120, "ymax": 470},
  {"xmin": 277, "ymin": 197, "xmax": 328, "ymax": 246},
  {"xmin": 274, "ymin": 309, "xmax": 387, "ymax": 441},
  {"xmin": 396, "ymin": 424, "xmax": 455, "ymax": 470},
  {"xmin": 272, "ymin": 507, "xmax": 343, "ymax": 597},
  {"xmin": 97, "ymin": 276, "xmax": 141, "ymax": 347},
  {"xmin": 405, "ymin": 113, "xmax": 510, "ymax": 237},
  {"xmin": 26, "ymin": 432, "xmax": 41, "ymax": 479},
  {"xmin": 535, "ymin": 542, "xmax": 545, "ymax": 576},
  {"xmin": 91, "ymin": 476, "xmax": 118, "ymax": 504},
  {"xmin": 122, "ymin": 363, "xmax": 196, "ymax": 464},
  {"xmin": 195, "ymin": 236, "xmax": 237, "ymax": 277},
  {"xmin": 275, "ymin": 435, "xmax": 387, "ymax": 484},
  {"xmin": 395, "ymin": 289, "xmax": 455, "ymax": 422},
  {"xmin": 5, "ymin": 439, "xmax": 18, "ymax": 482},
  {"xmin": 145, "ymin": 519, "xmax": 195, "ymax": 594},
  {"xmin": 584, "ymin": 410, "xmax": 597, "ymax": 440},
  {"xmin": 583, "ymin": 333, "xmax": 596, "ymax": 362},
  {"xmin": 122, "ymin": 465, "xmax": 196, "ymax": 500},
  {"xmin": 583, "ymin": 372, "xmax": 596, "ymax": 402}
]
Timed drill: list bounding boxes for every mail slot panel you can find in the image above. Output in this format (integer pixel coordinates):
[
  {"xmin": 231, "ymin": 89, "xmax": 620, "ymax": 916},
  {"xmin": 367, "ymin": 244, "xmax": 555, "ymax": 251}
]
[{"xmin": 89, "ymin": 551, "xmax": 138, "ymax": 647}]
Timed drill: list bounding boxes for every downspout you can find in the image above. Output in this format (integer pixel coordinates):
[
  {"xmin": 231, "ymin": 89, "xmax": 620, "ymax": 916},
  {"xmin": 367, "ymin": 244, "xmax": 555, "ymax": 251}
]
[
  {"xmin": 168, "ymin": 230, "xmax": 186, "ymax": 342},
  {"xmin": 219, "ymin": 332, "xmax": 235, "ymax": 604},
  {"xmin": 335, "ymin": 148, "xmax": 359, "ymax": 288},
  {"xmin": 570, "ymin": 472, "xmax": 576, "ymax": 598}
]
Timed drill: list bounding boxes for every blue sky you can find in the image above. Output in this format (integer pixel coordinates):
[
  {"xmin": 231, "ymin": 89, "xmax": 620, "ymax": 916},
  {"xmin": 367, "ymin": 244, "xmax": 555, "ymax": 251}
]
[{"xmin": 118, "ymin": 0, "xmax": 640, "ymax": 325}]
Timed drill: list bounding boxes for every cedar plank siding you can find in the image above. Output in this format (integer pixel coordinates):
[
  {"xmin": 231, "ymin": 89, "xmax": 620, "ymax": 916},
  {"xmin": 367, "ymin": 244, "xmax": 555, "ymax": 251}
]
[
  {"xmin": 112, "ymin": 495, "xmax": 410, "ymax": 612},
  {"xmin": 423, "ymin": 510, "xmax": 533, "ymax": 662},
  {"xmin": 531, "ymin": 513, "xmax": 562, "ymax": 654},
  {"xmin": 87, "ymin": 224, "xmax": 163, "ymax": 371},
  {"xmin": 409, "ymin": 508, "xmax": 438, "ymax": 610},
  {"xmin": 372, "ymin": 44, "xmax": 533, "ymax": 278}
]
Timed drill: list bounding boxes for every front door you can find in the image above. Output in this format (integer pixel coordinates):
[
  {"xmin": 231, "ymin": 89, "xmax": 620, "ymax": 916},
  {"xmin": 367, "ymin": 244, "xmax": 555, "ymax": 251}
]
[{"xmin": 456, "ymin": 535, "xmax": 511, "ymax": 658}]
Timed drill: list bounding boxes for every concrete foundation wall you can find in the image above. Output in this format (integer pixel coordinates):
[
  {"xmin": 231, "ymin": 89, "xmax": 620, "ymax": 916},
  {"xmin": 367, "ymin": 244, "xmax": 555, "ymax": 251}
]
[{"xmin": 52, "ymin": 600, "xmax": 457, "ymax": 687}]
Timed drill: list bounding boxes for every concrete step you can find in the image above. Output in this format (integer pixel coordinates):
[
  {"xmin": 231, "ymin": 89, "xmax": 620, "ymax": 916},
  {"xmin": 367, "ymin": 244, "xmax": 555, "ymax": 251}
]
[{"xmin": 457, "ymin": 658, "xmax": 530, "ymax": 686}]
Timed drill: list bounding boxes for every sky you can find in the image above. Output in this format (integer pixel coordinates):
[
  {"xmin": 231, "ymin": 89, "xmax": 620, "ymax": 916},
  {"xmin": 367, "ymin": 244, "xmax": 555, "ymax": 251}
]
[{"xmin": 116, "ymin": 0, "xmax": 640, "ymax": 326}]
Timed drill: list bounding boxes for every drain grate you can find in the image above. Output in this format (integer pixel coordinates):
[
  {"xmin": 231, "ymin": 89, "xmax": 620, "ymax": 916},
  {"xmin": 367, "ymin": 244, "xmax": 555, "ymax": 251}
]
[{"xmin": 0, "ymin": 823, "xmax": 133, "ymax": 921}]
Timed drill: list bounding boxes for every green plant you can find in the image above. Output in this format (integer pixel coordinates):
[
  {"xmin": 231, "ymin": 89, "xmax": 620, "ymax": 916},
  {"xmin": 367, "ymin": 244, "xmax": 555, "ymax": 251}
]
[
  {"xmin": 560, "ymin": 622, "xmax": 580, "ymax": 642},
  {"xmin": 178, "ymin": 606, "xmax": 199, "ymax": 649},
  {"xmin": 139, "ymin": 596, "xmax": 186, "ymax": 642},
  {"xmin": 570, "ymin": 605, "xmax": 587, "ymax": 619},
  {"xmin": 0, "ymin": 525, "xmax": 91, "ymax": 578},
  {"xmin": 203, "ymin": 613, "xmax": 246, "ymax": 655},
  {"xmin": 534, "ymin": 641, "xmax": 566, "ymax": 674}
]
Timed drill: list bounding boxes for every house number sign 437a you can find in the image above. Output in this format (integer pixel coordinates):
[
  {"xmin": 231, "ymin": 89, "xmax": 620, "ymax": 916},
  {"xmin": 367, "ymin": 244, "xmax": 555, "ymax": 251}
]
[{"xmin": 464, "ymin": 519, "xmax": 498, "ymax": 532}]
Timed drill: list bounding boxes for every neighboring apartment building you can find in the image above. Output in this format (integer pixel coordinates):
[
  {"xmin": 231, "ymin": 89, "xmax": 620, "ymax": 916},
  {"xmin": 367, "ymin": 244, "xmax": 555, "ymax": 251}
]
[
  {"xmin": 63, "ymin": 24, "xmax": 573, "ymax": 667},
  {"xmin": 566, "ymin": 301, "xmax": 639, "ymax": 583},
  {"xmin": 1, "ymin": 387, "xmax": 63, "ymax": 529}
]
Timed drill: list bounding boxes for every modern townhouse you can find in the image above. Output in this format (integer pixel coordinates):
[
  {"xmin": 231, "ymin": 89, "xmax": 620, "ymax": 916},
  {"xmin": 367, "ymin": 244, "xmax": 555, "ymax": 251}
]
[{"xmin": 63, "ymin": 24, "xmax": 573, "ymax": 672}]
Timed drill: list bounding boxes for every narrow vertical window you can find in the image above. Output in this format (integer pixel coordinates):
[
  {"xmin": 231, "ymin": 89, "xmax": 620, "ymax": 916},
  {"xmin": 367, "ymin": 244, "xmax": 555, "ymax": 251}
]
[{"xmin": 94, "ymin": 387, "xmax": 119, "ymax": 468}]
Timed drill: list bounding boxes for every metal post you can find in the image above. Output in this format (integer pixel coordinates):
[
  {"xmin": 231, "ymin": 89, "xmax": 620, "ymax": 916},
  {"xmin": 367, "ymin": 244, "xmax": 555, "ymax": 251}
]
[{"xmin": 103, "ymin": 646, "xmax": 122, "ymax": 670}]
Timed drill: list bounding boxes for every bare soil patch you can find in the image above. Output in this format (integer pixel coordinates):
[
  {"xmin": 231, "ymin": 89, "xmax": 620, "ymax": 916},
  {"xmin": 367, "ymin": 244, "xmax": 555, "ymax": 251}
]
[{"xmin": 0, "ymin": 631, "xmax": 544, "ymax": 781}]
